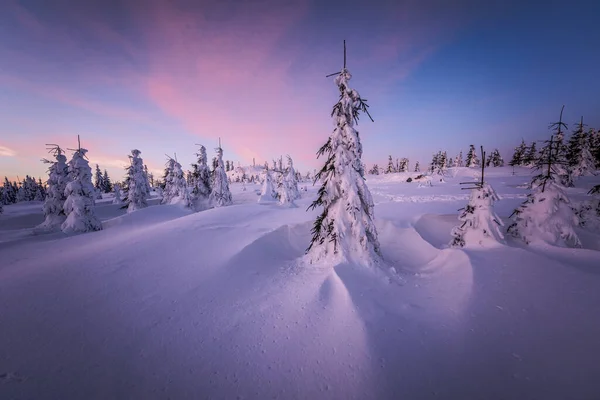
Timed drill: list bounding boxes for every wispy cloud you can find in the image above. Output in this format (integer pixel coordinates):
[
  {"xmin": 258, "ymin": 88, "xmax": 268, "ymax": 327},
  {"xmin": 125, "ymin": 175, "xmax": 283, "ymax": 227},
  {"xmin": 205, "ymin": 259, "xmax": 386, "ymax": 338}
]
[{"xmin": 0, "ymin": 145, "xmax": 17, "ymax": 157}]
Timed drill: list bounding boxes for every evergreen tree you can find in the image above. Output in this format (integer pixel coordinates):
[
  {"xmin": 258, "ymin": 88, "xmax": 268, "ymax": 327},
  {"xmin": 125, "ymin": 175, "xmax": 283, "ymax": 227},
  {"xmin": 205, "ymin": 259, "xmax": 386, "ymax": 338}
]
[
  {"xmin": 522, "ymin": 142, "xmax": 537, "ymax": 166},
  {"xmin": 398, "ymin": 158, "xmax": 409, "ymax": 172},
  {"xmin": 450, "ymin": 183, "xmax": 504, "ymax": 247},
  {"xmin": 577, "ymin": 185, "xmax": 600, "ymax": 231},
  {"xmin": 509, "ymin": 139, "xmax": 527, "ymax": 166},
  {"xmin": 589, "ymin": 128, "xmax": 600, "ymax": 168},
  {"xmin": 465, "ymin": 145, "xmax": 479, "ymax": 167},
  {"xmin": 369, "ymin": 164, "xmax": 379, "ymax": 175},
  {"xmin": 454, "ymin": 151, "xmax": 464, "ymax": 167},
  {"xmin": 2, "ymin": 177, "xmax": 16, "ymax": 204},
  {"xmin": 572, "ymin": 137, "xmax": 596, "ymax": 177},
  {"xmin": 34, "ymin": 178, "xmax": 46, "ymax": 201},
  {"xmin": 386, "ymin": 155, "xmax": 395, "ymax": 174},
  {"xmin": 306, "ymin": 48, "xmax": 380, "ymax": 265},
  {"xmin": 161, "ymin": 158, "xmax": 175, "ymax": 204},
  {"xmin": 566, "ymin": 117, "xmax": 586, "ymax": 167},
  {"xmin": 37, "ymin": 146, "xmax": 69, "ymax": 230},
  {"xmin": 414, "ymin": 161, "xmax": 420, "ymax": 172},
  {"xmin": 489, "ymin": 149, "xmax": 504, "ymax": 167},
  {"xmin": 548, "ymin": 106, "xmax": 573, "ymax": 187},
  {"xmin": 94, "ymin": 164, "xmax": 103, "ymax": 191},
  {"xmin": 190, "ymin": 145, "xmax": 212, "ymax": 211},
  {"xmin": 258, "ymin": 169, "xmax": 277, "ymax": 203},
  {"xmin": 209, "ymin": 143, "xmax": 232, "ymax": 207},
  {"xmin": 112, "ymin": 183, "xmax": 123, "ymax": 204},
  {"xmin": 507, "ymin": 135, "xmax": 580, "ymax": 247},
  {"xmin": 285, "ymin": 155, "xmax": 300, "ymax": 200},
  {"xmin": 102, "ymin": 170, "xmax": 113, "ymax": 193},
  {"xmin": 61, "ymin": 147, "xmax": 102, "ymax": 233},
  {"xmin": 123, "ymin": 149, "xmax": 150, "ymax": 212}
]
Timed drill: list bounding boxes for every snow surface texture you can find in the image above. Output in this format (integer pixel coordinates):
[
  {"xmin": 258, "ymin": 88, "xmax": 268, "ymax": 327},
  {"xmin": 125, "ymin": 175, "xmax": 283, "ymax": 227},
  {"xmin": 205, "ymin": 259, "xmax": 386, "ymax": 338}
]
[
  {"xmin": 1, "ymin": 167, "xmax": 600, "ymax": 399},
  {"xmin": 60, "ymin": 148, "xmax": 102, "ymax": 234}
]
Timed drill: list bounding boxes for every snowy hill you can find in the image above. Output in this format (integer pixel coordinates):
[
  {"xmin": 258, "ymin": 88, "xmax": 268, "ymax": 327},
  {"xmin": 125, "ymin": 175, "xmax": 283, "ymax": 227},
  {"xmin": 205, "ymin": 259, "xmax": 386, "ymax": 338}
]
[{"xmin": 1, "ymin": 167, "xmax": 600, "ymax": 399}]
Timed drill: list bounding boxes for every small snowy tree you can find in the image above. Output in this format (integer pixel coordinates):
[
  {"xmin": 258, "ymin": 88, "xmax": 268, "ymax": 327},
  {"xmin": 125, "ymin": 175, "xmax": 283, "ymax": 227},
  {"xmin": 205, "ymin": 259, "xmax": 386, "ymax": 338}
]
[
  {"xmin": 123, "ymin": 149, "xmax": 150, "ymax": 212},
  {"xmin": 465, "ymin": 145, "xmax": 479, "ymax": 167},
  {"xmin": 414, "ymin": 161, "xmax": 420, "ymax": 172},
  {"xmin": 454, "ymin": 151, "xmax": 464, "ymax": 167},
  {"xmin": 306, "ymin": 43, "xmax": 380, "ymax": 265},
  {"xmin": 94, "ymin": 164, "xmax": 103, "ymax": 191},
  {"xmin": 369, "ymin": 164, "xmax": 379, "ymax": 175},
  {"xmin": 209, "ymin": 143, "xmax": 232, "ymax": 207},
  {"xmin": 576, "ymin": 185, "xmax": 600, "ymax": 231},
  {"xmin": 61, "ymin": 145, "xmax": 102, "ymax": 234},
  {"xmin": 522, "ymin": 142, "xmax": 537, "ymax": 166},
  {"xmin": 112, "ymin": 183, "xmax": 123, "ymax": 204},
  {"xmin": 258, "ymin": 169, "xmax": 278, "ymax": 203},
  {"xmin": 509, "ymin": 140, "xmax": 527, "ymax": 166},
  {"xmin": 161, "ymin": 158, "xmax": 176, "ymax": 204},
  {"xmin": 102, "ymin": 170, "xmax": 113, "ymax": 193},
  {"xmin": 168, "ymin": 158, "xmax": 190, "ymax": 206},
  {"xmin": 2, "ymin": 177, "xmax": 17, "ymax": 204},
  {"xmin": 385, "ymin": 155, "xmax": 395, "ymax": 174},
  {"xmin": 190, "ymin": 145, "xmax": 212, "ymax": 211},
  {"xmin": 507, "ymin": 135, "xmax": 581, "ymax": 247},
  {"xmin": 37, "ymin": 145, "xmax": 70, "ymax": 230},
  {"xmin": 450, "ymin": 148, "xmax": 504, "ymax": 247}
]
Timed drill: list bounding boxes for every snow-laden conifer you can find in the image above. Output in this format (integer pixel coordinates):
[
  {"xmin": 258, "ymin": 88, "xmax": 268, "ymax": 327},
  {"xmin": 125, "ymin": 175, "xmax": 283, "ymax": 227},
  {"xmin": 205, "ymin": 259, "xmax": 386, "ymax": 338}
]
[
  {"xmin": 190, "ymin": 145, "xmax": 212, "ymax": 211},
  {"xmin": 522, "ymin": 142, "xmax": 537, "ymax": 166},
  {"xmin": 454, "ymin": 151, "xmax": 464, "ymax": 168},
  {"xmin": 509, "ymin": 140, "xmax": 527, "ymax": 167},
  {"xmin": 112, "ymin": 183, "xmax": 123, "ymax": 204},
  {"xmin": 37, "ymin": 146, "xmax": 70, "ymax": 230},
  {"xmin": 285, "ymin": 155, "xmax": 300, "ymax": 200},
  {"xmin": 123, "ymin": 149, "xmax": 150, "ymax": 213},
  {"xmin": 569, "ymin": 118, "xmax": 596, "ymax": 177},
  {"xmin": 507, "ymin": 135, "xmax": 581, "ymax": 247},
  {"xmin": 209, "ymin": 143, "xmax": 232, "ymax": 207},
  {"xmin": 161, "ymin": 158, "xmax": 176, "ymax": 205},
  {"xmin": 414, "ymin": 161, "xmax": 420, "ymax": 172},
  {"xmin": 306, "ymin": 47, "xmax": 380, "ymax": 266},
  {"xmin": 2, "ymin": 177, "xmax": 17, "ymax": 204},
  {"xmin": 102, "ymin": 170, "xmax": 112, "ymax": 193},
  {"xmin": 165, "ymin": 158, "xmax": 190, "ymax": 207},
  {"xmin": 450, "ymin": 151, "xmax": 504, "ymax": 247},
  {"xmin": 465, "ymin": 145, "xmax": 479, "ymax": 167},
  {"xmin": 258, "ymin": 169, "xmax": 278, "ymax": 203},
  {"xmin": 61, "ymin": 147, "xmax": 102, "ymax": 234}
]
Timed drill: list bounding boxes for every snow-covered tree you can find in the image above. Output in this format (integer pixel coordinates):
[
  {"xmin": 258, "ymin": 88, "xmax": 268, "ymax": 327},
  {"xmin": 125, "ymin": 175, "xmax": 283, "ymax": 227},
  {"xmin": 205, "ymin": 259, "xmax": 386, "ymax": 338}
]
[
  {"xmin": 209, "ymin": 144, "xmax": 232, "ymax": 207},
  {"xmin": 36, "ymin": 146, "xmax": 70, "ymax": 230},
  {"xmin": 279, "ymin": 166, "xmax": 297, "ymax": 207},
  {"xmin": 453, "ymin": 151, "xmax": 464, "ymax": 167},
  {"xmin": 509, "ymin": 140, "xmax": 527, "ymax": 167},
  {"xmin": 306, "ymin": 55, "xmax": 380, "ymax": 266},
  {"xmin": 450, "ymin": 182, "xmax": 504, "ymax": 247},
  {"xmin": 94, "ymin": 164, "xmax": 103, "ymax": 191},
  {"xmin": 190, "ymin": 145, "xmax": 212, "ymax": 211},
  {"xmin": 61, "ymin": 147, "xmax": 102, "ymax": 234},
  {"xmin": 161, "ymin": 158, "xmax": 176, "ymax": 204},
  {"xmin": 465, "ymin": 145, "xmax": 479, "ymax": 167},
  {"xmin": 507, "ymin": 135, "xmax": 581, "ymax": 247},
  {"xmin": 284, "ymin": 155, "xmax": 300, "ymax": 200},
  {"xmin": 385, "ymin": 155, "xmax": 395, "ymax": 174},
  {"xmin": 522, "ymin": 142, "xmax": 537, "ymax": 166},
  {"xmin": 169, "ymin": 159, "xmax": 190, "ymax": 206},
  {"xmin": 102, "ymin": 169, "xmax": 113, "ymax": 193},
  {"xmin": 414, "ymin": 161, "xmax": 420, "ymax": 172},
  {"xmin": 123, "ymin": 149, "xmax": 150, "ymax": 212},
  {"xmin": 398, "ymin": 158, "xmax": 409, "ymax": 173},
  {"xmin": 2, "ymin": 177, "xmax": 17, "ymax": 204},
  {"xmin": 568, "ymin": 117, "xmax": 596, "ymax": 177},
  {"xmin": 258, "ymin": 169, "xmax": 277, "ymax": 203},
  {"xmin": 489, "ymin": 149, "xmax": 504, "ymax": 167},
  {"xmin": 576, "ymin": 185, "xmax": 600, "ymax": 231},
  {"xmin": 369, "ymin": 164, "xmax": 379, "ymax": 175},
  {"xmin": 112, "ymin": 183, "xmax": 123, "ymax": 205}
]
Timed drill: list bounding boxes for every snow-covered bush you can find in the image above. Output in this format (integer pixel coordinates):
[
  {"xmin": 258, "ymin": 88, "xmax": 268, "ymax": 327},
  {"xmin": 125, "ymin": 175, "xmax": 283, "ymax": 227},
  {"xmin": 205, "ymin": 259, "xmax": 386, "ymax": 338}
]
[
  {"xmin": 61, "ymin": 148, "xmax": 102, "ymax": 234},
  {"xmin": 168, "ymin": 159, "xmax": 191, "ymax": 207},
  {"xmin": 306, "ymin": 62, "xmax": 380, "ymax": 266},
  {"xmin": 113, "ymin": 184, "xmax": 123, "ymax": 205},
  {"xmin": 450, "ymin": 183, "xmax": 504, "ymax": 247},
  {"xmin": 37, "ymin": 147, "xmax": 69, "ymax": 231},
  {"xmin": 576, "ymin": 185, "xmax": 600, "ymax": 231}
]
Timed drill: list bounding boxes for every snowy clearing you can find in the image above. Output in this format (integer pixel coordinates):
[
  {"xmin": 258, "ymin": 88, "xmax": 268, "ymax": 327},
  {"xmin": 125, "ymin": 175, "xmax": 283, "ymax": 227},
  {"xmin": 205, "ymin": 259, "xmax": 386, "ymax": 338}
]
[{"xmin": 1, "ymin": 167, "xmax": 600, "ymax": 399}]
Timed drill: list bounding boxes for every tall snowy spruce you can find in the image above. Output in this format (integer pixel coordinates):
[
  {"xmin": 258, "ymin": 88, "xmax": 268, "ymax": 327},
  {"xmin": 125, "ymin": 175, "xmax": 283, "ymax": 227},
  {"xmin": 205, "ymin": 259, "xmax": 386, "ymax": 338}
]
[
  {"xmin": 450, "ymin": 148, "xmax": 504, "ymax": 247},
  {"xmin": 285, "ymin": 155, "xmax": 300, "ymax": 200},
  {"xmin": 37, "ymin": 145, "xmax": 70, "ymax": 231},
  {"xmin": 465, "ymin": 145, "xmax": 480, "ymax": 167},
  {"xmin": 569, "ymin": 117, "xmax": 596, "ymax": 177},
  {"xmin": 112, "ymin": 183, "xmax": 123, "ymax": 205},
  {"xmin": 61, "ymin": 144, "xmax": 102, "ymax": 234},
  {"xmin": 306, "ymin": 42, "xmax": 380, "ymax": 265},
  {"xmin": 547, "ymin": 105, "xmax": 574, "ymax": 187},
  {"xmin": 166, "ymin": 157, "xmax": 190, "ymax": 207},
  {"xmin": 509, "ymin": 140, "xmax": 527, "ymax": 167},
  {"xmin": 507, "ymin": 135, "xmax": 581, "ymax": 247},
  {"xmin": 161, "ymin": 158, "xmax": 176, "ymax": 205},
  {"xmin": 190, "ymin": 145, "xmax": 212, "ymax": 211},
  {"xmin": 123, "ymin": 149, "xmax": 150, "ymax": 212},
  {"xmin": 209, "ymin": 142, "xmax": 232, "ymax": 207}
]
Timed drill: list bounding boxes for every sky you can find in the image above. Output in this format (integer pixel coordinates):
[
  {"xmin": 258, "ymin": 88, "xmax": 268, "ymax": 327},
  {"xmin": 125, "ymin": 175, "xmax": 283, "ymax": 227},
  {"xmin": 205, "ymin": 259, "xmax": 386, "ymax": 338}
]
[{"xmin": 1, "ymin": 0, "xmax": 600, "ymax": 182}]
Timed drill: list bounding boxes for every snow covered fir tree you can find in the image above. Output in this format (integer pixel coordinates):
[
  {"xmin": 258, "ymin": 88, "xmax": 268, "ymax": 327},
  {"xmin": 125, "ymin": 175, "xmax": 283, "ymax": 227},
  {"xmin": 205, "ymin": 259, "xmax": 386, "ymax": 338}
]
[
  {"xmin": 465, "ymin": 145, "xmax": 480, "ymax": 167},
  {"xmin": 190, "ymin": 145, "xmax": 212, "ymax": 211},
  {"xmin": 450, "ymin": 148, "xmax": 504, "ymax": 247},
  {"xmin": 61, "ymin": 145, "xmax": 102, "ymax": 234},
  {"xmin": 209, "ymin": 142, "xmax": 232, "ymax": 207},
  {"xmin": 258, "ymin": 169, "xmax": 277, "ymax": 203},
  {"xmin": 112, "ymin": 184, "xmax": 123, "ymax": 205},
  {"xmin": 507, "ymin": 135, "xmax": 581, "ymax": 247},
  {"xmin": 306, "ymin": 41, "xmax": 380, "ymax": 266},
  {"xmin": 161, "ymin": 158, "xmax": 177, "ymax": 205},
  {"xmin": 123, "ymin": 149, "xmax": 150, "ymax": 212},
  {"xmin": 36, "ymin": 145, "xmax": 69, "ymax": 231}
]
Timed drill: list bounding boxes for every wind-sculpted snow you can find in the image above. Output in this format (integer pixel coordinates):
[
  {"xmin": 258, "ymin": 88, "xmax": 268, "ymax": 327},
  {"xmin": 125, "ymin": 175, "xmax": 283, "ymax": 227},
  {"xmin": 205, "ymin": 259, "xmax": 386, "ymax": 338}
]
[{"xmin": 1, "ymin": 168, "xmax": 600, "ymax": 399}]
